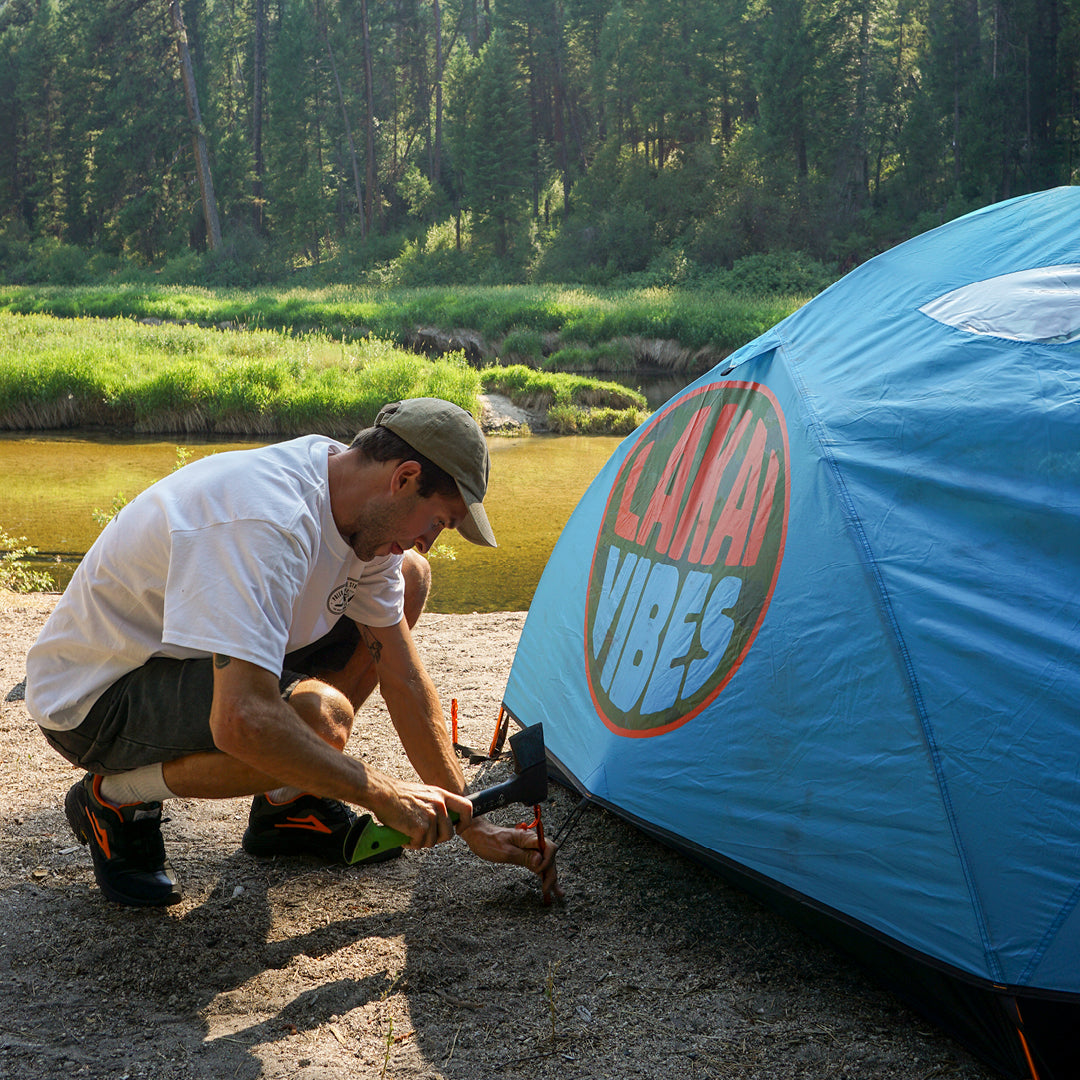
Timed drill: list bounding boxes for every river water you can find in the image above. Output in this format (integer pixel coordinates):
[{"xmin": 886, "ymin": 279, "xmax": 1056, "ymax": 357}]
[{"xmin": 0, "ymin": 432, "xmax": 625, "ymax": 613}]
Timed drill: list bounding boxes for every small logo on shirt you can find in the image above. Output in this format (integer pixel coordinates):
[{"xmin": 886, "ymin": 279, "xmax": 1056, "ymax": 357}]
[{"xmin": 328, "ymin": 578, "xmax": 360, "ymax": 614}]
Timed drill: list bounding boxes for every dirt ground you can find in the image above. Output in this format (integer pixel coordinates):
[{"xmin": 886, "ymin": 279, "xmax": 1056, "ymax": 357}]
[{"xmin": 0, "ymin": 589, "xmax": 999, "ymax": 1080}]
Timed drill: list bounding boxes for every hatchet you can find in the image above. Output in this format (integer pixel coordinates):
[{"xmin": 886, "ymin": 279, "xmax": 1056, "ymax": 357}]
[{"xmin": 342, "ymin": 722, "xmax": 548, "ymax": 864}]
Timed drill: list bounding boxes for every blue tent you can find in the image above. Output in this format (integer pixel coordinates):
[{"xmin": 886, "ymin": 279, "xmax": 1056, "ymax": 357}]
[{"xmin": 503, "ymin": 187, "xmax": 1080, "ymax": 1080}]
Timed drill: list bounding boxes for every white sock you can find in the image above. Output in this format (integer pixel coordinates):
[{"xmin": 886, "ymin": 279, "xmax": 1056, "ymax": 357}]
[
  {"xmin": 98, "ymin": 763, "xmax": 176, "ymax": 806},
  {"xmin": 266, "ymin": 786, "xmax": 303, "ymax": 805}
]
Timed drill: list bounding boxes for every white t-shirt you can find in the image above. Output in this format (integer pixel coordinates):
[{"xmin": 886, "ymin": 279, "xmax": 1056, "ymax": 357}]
[{"xmin": 27, "ymin": 435, "xmax": 404, "ymax": 731}]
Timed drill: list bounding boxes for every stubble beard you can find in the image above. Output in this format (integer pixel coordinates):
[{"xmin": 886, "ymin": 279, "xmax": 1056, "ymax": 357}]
[{"xmin": 344, "ymin": 495, "xmax": 412, "ymax": 562}]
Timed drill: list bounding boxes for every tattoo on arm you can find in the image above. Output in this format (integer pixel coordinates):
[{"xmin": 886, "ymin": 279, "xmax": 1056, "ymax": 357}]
[
  {"xmin": 213, "ymin": 654, "xmax": 232, "ymax": 669},
  {"xmin": 360, "ymin": 626, "xmax": 383, "ymax": 664}
]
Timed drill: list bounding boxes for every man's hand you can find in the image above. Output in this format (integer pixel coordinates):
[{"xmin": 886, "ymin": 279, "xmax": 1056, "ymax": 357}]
[
  {"xmin": 457, "ymin": 817, "xmax": 563, "ymax": 905},
  {"xmin": 374, "ymin": 781, "xmax": 474, "ymax": 849}
]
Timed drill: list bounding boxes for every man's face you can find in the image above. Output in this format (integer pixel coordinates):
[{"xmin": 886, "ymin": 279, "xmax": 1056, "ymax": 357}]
[{"xmin": 338, "ymin": 475, "xmax": 469, "ymax": 562}]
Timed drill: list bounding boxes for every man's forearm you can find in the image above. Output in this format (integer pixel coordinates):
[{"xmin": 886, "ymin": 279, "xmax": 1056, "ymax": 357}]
[
  {"xmin": 379, "ymin": 667, "xmax": 465, "ymax": 794},
  {"xmin": 359, "ymin": 619, "xmax": 466, "ymax": 795},
  {"xmin": 202, "ymin": 655, "xmax": 401, "ymax": 811}
]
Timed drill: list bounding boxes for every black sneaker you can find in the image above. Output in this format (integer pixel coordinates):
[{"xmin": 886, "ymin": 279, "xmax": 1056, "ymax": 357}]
[
  {"xmin": 242, "ymin": 794, "xmax": 400, "ymax": 865},
  {"xmin": 64, "ymin": 774, "xmax": 181, "ymax": 907}
]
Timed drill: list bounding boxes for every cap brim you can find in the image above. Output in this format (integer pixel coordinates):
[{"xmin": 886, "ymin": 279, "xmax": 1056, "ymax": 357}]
[{"xmin": 456, "ymin": 495, "xmax": 497, "ymax": 548}]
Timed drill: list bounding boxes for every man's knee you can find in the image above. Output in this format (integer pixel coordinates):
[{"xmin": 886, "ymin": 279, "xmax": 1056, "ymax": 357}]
[
  {"xmin": 402, "ymin": 549, "xmax": 431, "ymax": 628},
  {"xmin": 288, "ymin": 682, "xmax": 355, "ymax": 750}
]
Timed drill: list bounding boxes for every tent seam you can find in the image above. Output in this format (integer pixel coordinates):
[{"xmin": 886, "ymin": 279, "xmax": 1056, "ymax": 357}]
[
  {"xmin": 1017, "ymin": 878, "xmax": 1080, "ymax": 987},
  {"xmin": 776, "ymin": 338, "xmax": 1005, "ymax": 985}
]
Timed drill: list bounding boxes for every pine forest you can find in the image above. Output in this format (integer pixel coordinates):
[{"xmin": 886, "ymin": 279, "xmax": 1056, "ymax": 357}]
[{"xmin": 1, "ymin": 0, "xmax": 1076, "ymax": 286}]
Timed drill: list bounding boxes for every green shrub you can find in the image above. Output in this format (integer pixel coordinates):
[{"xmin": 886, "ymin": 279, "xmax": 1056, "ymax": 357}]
[
  {"xmin": 388, "ymin": 216, "xmax": 478, "ymax": 286},
  {"xmin": 29, "ymin": 239, "xmax": 92, "ymax": 285},
  {"xmin": 546, "ymin": 403, "xmax": 647, "ymax": 435},
  {"xmin": 156, "ymin": 251, "xmax": 205, "ymax": 285},
  {"xmin": 543, "ymin": 345, "xmax": 593, "ymax": 371},
  {"xmin": 0, "ymin": 530, "xmax": 55, "ymax": 592},
  {"xmin": 0, "ymin": 230, "xmax": 32, "ymax": 283},
  {"xmin": 500, "ymin": 327, "xmax": 544, "ymax": 364},
  {"xmin": 717, "ymin": 251, "xmax": 837, "ymax": 297}
]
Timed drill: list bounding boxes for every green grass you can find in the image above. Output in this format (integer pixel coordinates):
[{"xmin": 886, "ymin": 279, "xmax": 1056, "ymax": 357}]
[
  {"xmin": 0, "ymin": 312, "xmax": 483, "ymax": 438},
  {"xmin": 482, "ymin": 364, "xmax": 649, "ymax": 435},
  {"xmin": 1, "ymin": 280, "xmax": 784, "ymax": 437},
  {"xmin": 482, "ymin": 364, "xmax": 645, "ymax": 410},
  {"xmin": 0, "ymin": 282, "xmax": 803, "ymax": 359},
  {"xmin": 0, "ymin": 312, "xmax": 647, "ymax": 437}
]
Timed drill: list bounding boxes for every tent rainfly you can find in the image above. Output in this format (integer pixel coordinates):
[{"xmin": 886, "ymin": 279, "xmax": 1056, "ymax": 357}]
[{"xmin": 502, "ymin": 187, "xmax": 1080, "ymax": 1080}]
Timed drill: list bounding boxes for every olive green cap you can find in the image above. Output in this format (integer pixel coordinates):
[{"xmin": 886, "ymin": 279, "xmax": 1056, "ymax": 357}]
[{"xmin": 375, "ymin": 397, "xmax": 497, "ymax": 548}]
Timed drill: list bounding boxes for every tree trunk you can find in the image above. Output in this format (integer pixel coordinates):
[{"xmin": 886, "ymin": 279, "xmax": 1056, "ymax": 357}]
[
  {"xmin": 316, "ymin": 0, "xmax": 365, "ymax": 236},
  {"xmin": 360, "ymin": 0, "xmax": 377, "ymax": 232},
  {"xmin": 527, "ymin": 19, "xmax": 540, "ymax": 219},
  {"xmin": 252, "ymin": 0, "xmax": 266, "ymax": 234},
  {"xmin": 433, "ymin": 0, "xmax": 443, "ymax": 182},
  {"xmin": 842, "ymin": 0, "xmax": 872, "ymax": 215},
  {"xmin": 168, "ymin": 0, "xmax": 222, "ymax": 251},
  {"xmin": 549, "ymin": 1, "xmax": 572, "ymax": 218}
]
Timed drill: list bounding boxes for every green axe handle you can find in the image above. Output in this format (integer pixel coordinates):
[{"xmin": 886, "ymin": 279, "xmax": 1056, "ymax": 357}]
[
  {"xmin": 343, "ymin": 815, "xmax": 447, "ymax": 864},
  {"xmin": 342, "ymin": 771, "xmax": 542, "ymax": 864}
]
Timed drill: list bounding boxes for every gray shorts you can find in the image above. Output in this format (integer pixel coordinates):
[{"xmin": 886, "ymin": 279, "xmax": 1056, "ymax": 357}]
[{"xmin": 40, "ymin": 618, "xmax": 362, "ymax": 775}]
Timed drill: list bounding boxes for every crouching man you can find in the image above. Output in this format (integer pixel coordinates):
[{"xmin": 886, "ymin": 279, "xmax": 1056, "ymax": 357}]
[{"xmin": 26, "ymin": 398, "xmax": 560, "ymax": 907}]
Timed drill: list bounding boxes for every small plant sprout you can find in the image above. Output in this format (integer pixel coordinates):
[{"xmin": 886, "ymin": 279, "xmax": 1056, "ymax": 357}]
[
  {"xmin": 426, "ymin": 535, "xmax": 458, "ymax": 562},
  {"xmin": 0, "ymin": 530, "xmax": 55, "ymax": 592},
  {"xmin": 380, "ymin": 1017, "xmax": 393, "ymax": 1079},
  {"xmin": 91, "ymin": 492, "xmax": 129, "ymax": 529},
  {"xmin": 92, "ymin": 446, "xmax": 192, "ymax": 529},
  {"xmin": 545, "ymin": 960, "xmax": 560, "ymax": 1046}
]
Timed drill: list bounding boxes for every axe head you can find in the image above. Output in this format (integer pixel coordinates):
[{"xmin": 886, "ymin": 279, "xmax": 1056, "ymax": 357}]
[
  {"xmin": 468, "ymin": 722, "xmax": 548, "ymax": 816},
  {"xmin": 507, "ymin": 723, "xmax": 547, "ymax": 803}
]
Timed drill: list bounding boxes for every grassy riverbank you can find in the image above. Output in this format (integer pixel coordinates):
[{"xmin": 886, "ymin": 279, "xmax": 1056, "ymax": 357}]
[
  {"xmin": 0, "ymin": 311, "xmax": 647, "ymax": 438},
  {"xmin": 0, "ymin": 282, "xmax": 801, "ymax": 373}
]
